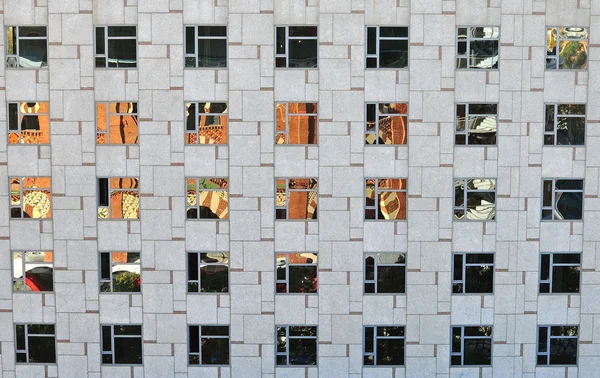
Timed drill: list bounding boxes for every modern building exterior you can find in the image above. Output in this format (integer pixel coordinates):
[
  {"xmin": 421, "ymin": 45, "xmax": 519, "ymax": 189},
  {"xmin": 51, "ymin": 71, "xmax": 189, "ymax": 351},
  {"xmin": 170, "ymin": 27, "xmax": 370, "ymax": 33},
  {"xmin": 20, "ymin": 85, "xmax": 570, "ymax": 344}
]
[{"xmin": 1, "ymin": 0, "xmax": 600, "ymax": 377}]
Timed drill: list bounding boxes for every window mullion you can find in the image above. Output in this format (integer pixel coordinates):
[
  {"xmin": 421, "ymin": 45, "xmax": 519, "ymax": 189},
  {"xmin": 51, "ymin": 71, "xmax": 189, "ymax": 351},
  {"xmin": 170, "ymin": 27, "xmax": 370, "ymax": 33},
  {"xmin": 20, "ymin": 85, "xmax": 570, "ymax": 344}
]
[{"xmin": 24, "ymin": 324, "xmax": 30, "ymax": 362}]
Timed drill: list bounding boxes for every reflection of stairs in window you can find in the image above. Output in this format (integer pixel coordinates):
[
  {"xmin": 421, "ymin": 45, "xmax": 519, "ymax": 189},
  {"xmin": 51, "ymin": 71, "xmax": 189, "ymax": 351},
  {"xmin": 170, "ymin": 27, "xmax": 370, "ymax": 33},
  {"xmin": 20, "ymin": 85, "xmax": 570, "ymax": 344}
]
[
  {"xmin": 470, "ymin": 116, "xmax": 497, "ymax": 133},
  {"xmin": 378, "ymin": 116, "xmax": 407, "ymax": 144},
  {"xmin": 198, "ymin": 124, "xmax": 225, "ymax": 144},
  {"xmin": 474, "ymin": 54, "xmax": 498, "ymax": 69}
]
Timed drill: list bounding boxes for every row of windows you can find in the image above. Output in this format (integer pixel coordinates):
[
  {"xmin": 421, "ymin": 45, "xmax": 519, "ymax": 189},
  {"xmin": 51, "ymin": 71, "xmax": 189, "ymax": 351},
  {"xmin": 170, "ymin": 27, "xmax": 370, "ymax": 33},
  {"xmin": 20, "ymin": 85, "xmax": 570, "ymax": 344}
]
[
  {"xmin": 6, "ymin": 100, "xmax": 588, "ymax": 148},
  {"xmin": 12, "ymin": 251, "xmax": 581, "ymax": 295},
  {"xmin": 6, "ymin": 26, "xmax": 589, "ymax": 71},
  {"xmin": 14, "ymin": 323, "xmax": 579, "ymax": 367},
  {"xmin": 9, "ymin": 177, "xmax": 584, "ymax": 221}
]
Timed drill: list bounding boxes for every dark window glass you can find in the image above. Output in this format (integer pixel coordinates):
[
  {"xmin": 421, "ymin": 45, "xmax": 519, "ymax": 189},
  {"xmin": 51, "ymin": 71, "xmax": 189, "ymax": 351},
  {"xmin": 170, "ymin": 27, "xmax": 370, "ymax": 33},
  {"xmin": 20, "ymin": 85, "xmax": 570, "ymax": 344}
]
[
  {"xmin": 288, "ymin": 266, "xmax": 317, "ymax": 293},
  {"xmin": 185, "ymin": 27, "xmax": 195, "ymax": 55},
  {"xmin": 556, "ymin": 117, "xmax": 584, "ymax": 145},
  {"xmin": 107, "ymin": 39, "xmax": 137, "ymax": 68},
  {"xmin": 9, "ymin": 103, "xmax": 18, "ymax": 130},
  {"xmin": 100, "ymin": 253, "xmax": 111, "ymax": 280},
  {"xmin": 189, "ymin": 326, "xmax": 200, "ymax": 353},
  {"xmin": 188, "ymin": 253, "xmax": 199, "ymax": 281},
  {"xmin": 367, "ymin": 28, "xmax": 376, "ymax": 55},
  {"xmin": 114, "ymin": 337, "xmax": 142, "ymax": 364},
  {"xmin": 200, "ymin": 265, "xmax": 228, "ymax": 292},
  {"xmin": 465, "ymin": 264, "xmax": 493, "ymax": 293},
  {"xmin": 27, "ymin": 334, "xmax": 56, "ymax": 363},
  {"xmin": 289, "ymin": 338, "xmax": 317, "ymax": 365},
  {"xmin": 469, "ymin": 40, "xmax": 498, "ymax": 69},
  {"xmin": 198, "ymin": 26, "xmax": 226, "ymax": 37},
  {"xmin": 19, "ymin": 39, "xmax": 47, "ymax": 68},
  {"xmin": 379, "ymin": 39, "xmax": 408, "ymax": 68},
  {"xmin": 463, "ymin": 338, "xmax": 491, "ymax": 365},
  {"xmin": 276, "ymin": 27, "xmax": 286, "ymax": 54},
  {"xmin": 376, "ymin": 338, "xmax": 404, "ymax": 365},
  {"xmin": 114, "ymin": 325, "xmax": 142, "ymax": 336},
  {"xmin": 552, "ymin": 265, "xmax": 580, "ymax": 293},
  {"xmin": 107, "ymin": 26, "xmax": 136, "ymax": 37},
  {"xmin": 201, "ymin": 337, "xmax": 229, "ymax": 365},
  {"xmin": 377, "ymin": 265, "xmax": 405, "ymax": 293},
  {"xmin": 365, "ymin": 327, "xmax": 374, "ymax": 353},
  {"xmin": 289, "ymin": 26, "xmax": 317, "ymax": 37},
  {"xmin": 102, "ymin": 326, "xmax": 112, "ymax": 352},
  {"xmin": 288, "ymin": 39, "xmax": 317, "ymax": 68},
  {"xmin": 555, "ymin": 192, "xmax": 583, "ymax": 219},
  {"xmin": 98, "ymin": 178, "xmax": 109, "ymax": 206},
  {"xmin": 197, "ymin": 39, "xmax": 227, "ymax": 67},
  {"xmin": 96, "ymin": 27, "xmax": 105, "ymax": 55},
  {"xmin": 549, "ymin": 338, "xmax": 577, "ymax": 365}
]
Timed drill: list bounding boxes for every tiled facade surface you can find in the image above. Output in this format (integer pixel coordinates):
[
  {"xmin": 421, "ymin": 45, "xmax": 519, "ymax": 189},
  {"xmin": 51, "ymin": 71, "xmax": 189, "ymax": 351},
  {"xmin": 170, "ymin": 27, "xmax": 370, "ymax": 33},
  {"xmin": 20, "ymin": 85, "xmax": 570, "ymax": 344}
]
[{"xmin": 0, "ymin": 0, "xmax": 599, "ymax": 377}]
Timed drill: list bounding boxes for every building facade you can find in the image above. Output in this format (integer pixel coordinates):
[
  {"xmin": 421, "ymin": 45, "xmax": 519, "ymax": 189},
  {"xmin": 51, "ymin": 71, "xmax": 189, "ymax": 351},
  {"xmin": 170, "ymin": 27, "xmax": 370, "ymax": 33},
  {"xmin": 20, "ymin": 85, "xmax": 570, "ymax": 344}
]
[{"xmin": 1, "ymin": 0, "xmax": 600, "ymax": 377}]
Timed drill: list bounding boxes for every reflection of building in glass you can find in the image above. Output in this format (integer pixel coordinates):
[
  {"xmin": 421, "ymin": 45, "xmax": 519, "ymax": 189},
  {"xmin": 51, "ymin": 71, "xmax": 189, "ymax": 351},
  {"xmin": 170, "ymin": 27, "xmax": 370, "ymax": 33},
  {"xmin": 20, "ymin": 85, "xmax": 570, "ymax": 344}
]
[
  {"xmin": 96, "ymin": 102, "xmax": 138, "ymax": 144},
  {"xmin": 97, "ymin": 177, "xmax": 140, "ymax": 219},
  {"xmin": 186, "ymin": 102, "xmax": 228, "ymax": 144},
  {"xmin": 10, "ymin": 177, "xmax": 52, "ymax": 219},
  {"xmin": 276, "ymin": 102, "xmax": 318, "ymax": 144},
  {"xmin": 276, "ymin": 178, "xmax": 318, "ymax": 220},
  {"xmin": 186, "ymin": 178, "xmax": 229, "ymax": 219},
  {"xmin": 365, "ymin": 179, "xmax": 407, "ymax": 220},
  {"xmin": 546, "ymin": 27, "xmax": 588, "ymax": 69},
  {"xmin": 12, "ymin": 251, "xmax": 54, "ymax": 292},
  {"xmin": 8, "ymin": 102, "xmax": 50, "ymax": 144}
]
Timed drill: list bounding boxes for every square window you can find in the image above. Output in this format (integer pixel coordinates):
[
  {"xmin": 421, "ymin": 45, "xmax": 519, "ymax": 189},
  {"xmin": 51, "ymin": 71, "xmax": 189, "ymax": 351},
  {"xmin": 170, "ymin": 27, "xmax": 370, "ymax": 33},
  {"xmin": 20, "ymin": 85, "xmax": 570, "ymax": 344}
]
[
  {"xmin": 7, "ymin": 102, "xmax": 50, "ymax": 144},
  {"xmin": 456, "ymin": 27, "xmax": 499, "ymax": 69},
  {"xmin": 537, "ymin": 326, "xmax": 578, "ymax": 365},
  {"xmin": 363, "ymin": 326, "xmax": 405, "ymax": 366},
  {"xmin": 276, "ymin": 253, "xmax": 318, "ymax": 294},
  {"xmin": 185, "ymin": 102, "xmax": 228, "ymax": 144},
  {"xmin": 12, "ymin": 251, "xmax": 54, "ymax": 292},
  {"xmin": 365, "ymin": 179, "xmax": 407, "ymax": 220},
  {"xmin": 99, "ymin": 252, "xmax": 141, "ymax": 293},
  {"xmin": 10, "ymin": 177, "xmax": 52, "ymax": 219},
  {"xmin": 186, "ymin": 178, "xmax": 229, "ymax": 219},
  {"xmin": 541, "ymin": 179, "xmax": 583, "ymax": 220},
  {"xmin": 101, "ymin": 325, "xmax": 143, "ymax": 365},
  {"xmin": 365, "ymin": 103, "xmax": 408, "ymax": 145},
  {"xmin": 450, "ymin": 326, "xmax": 492, "ymax": 366},
  {"xmin": 276, "ymin": 178, "xmax": 318, "ymax": 220},
  {"xmin": 188, "ymin": 325, "xmax": 229, "ymax": 365},
  {"xmin": 365, "ymin": 26, "xmax": 408, "ymax": 69},
  {"xmin": 275, "ymin": 26, "xmax": 318, "ymax": 68},
  {"xmin": 452, "ymin": 253, "xmax": 494, "ymax": 294},
  {"xmin": 96, "ymin": 102, "xmax": 138, "ymax": 144},
  {"xmin": 544, "ymin": 104, "xmax": 585, "ymax": 146},
  {"xmin": 276, "ymin": 326, "xmax": 317, "ymax": 366},
  {"xmin": 187, "ymin": 252, "xmax": 229, "ymax": 293},
  {"xmin": 275, "ymin": 102, "xmax": 318, "ymax": 144},
  {"xmin": 454, "ymin": 179, "xmax": 496, "ymax": 221},
  {"xmin": 95, "ymin": 26, "xmax": 137, "ymax": 68},
  {"xmin": 364, "ymin": 253, "xmax": 405, "ymax": 294},
  {"xmin": 546, "ymin": 27, "xmax": 588, "ymax": 70},
  {"xmin": 185, "ymin": 26, "xmax": 227, "ymax": 68},
  {"xmin": 15, "ymin": 324, "xmax": 56, "ymax": 364},
  {"xmin": 6, "ymin": 26, "xmax": 48, "ymax": 69},
  {"xmin": 539, "ymin": 253, "xmax": 580, "ymax": 294},
  {"xmin": 97, "ymin": 178, "xmax": 140, "ymax": 219},
  {"xmin": 455, "ymin": 104, "xmax": 497, "ymax": 145}
]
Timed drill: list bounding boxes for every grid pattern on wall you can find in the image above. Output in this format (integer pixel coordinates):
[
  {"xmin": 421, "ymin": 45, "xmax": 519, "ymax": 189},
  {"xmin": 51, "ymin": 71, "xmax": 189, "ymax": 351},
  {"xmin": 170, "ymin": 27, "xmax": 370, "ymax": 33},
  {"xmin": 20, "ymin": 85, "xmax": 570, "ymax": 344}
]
[{"xmin": 1, "ymin": 0, "xmax": 600, "ymax": 377}]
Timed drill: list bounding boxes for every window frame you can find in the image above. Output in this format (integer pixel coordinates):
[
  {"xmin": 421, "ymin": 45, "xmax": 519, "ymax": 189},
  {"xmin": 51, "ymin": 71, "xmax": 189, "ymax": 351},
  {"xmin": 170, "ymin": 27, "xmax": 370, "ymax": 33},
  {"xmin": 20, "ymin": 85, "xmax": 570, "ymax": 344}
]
[
  {"xmin": 364, "ymin": 103, "xmax": 409, "ymax": 145},
  {"xmin": 456, "ymin": 26, "xmax": 500, "ymax": 70},
  {"xmin": 364, "ymin": 178, "xmax": 408, "ymax": 221},
  {"xmin": 363, "ymin": 252, "xmax": 406, "ymax": 294},
  {"xmin": 275, "ymin": 102, "xmax": 319, "ymax": 145},
  {"xmin": 546, "ymin": 27, "xmax": 588, "ymax": 71},
  {"xmin": 536, "ymin": 325, "xmax": 579, "ymax": 366},
  {"xmin": 5, "ymin": 26, "xmax": 49, "ymax": 69},
  {"xmin": 450, "ymin": 325, "xmax": 493, "ymax": 367},
  {"xmin": 541, "ymin": 178, "xmax": 584, "ymax": 221},
  {"xmin": 94, "ymin": 25, "xmax": 138, "ymax": 69},
  {"xmin": 188, "ymin": 325, "xmax": 230, "ymax": 366},
  {"xmin": 363, "ymin": 326, "xmax": 405, "ymax": 367},
  {"xmin": 451, "ymin": 253, "xmax": 494, "ymax": 295},
  {"xmin": 275, "ymin": 178, "xmax": 319, "ymax": 221},
  {"xmin": 15, "ymin": 324, "xmax": 56, "ymax": 364},
  {"xmin": 185, "ymin": 177, "xmax": 229, "ymax": 220},
  {"xmin": 99, "ymin": 252, "xmax": 142, "ymax": 293},
  {"xmin": 274, "ymin": 25, "xmax": 319, "ymax": 69},
  {"xmin": 275, "ymin": 252, "xmax": 318, "ymax": 294},
  {"xmin": 184, "ymin": 25, "xmax": 228, "ymax": 69},
  {"xmin": 95, "ymin": 101, "xmax": 139, "ymax": 145},
  {"xmin": 454, "ymin": 103, "xmax": 498, "ymax": 146},
  {"xmin": 543, "ymin": 103, "xmax": 586, "ymax": 146},
  {"xmin": 100, "ymin": 324, "xmax": 143, "ymax": 365},
  {"xmin": 184, "ymin": 101, "xmax": 229, "ymax": 145},
  {"xmin": 275, "ymin": 325, "xmax": 318, "ymax": 367},
  {"xmin": 365, "ymin": 26, "xmax": 409, "ymax": 70},
  {"xmin": 97, "ymin": 177, "xmax": 140, "ymax": 220},
  {"xmin": 12, "ymin": 251, "xmax": 54, "ymax": 293},
  {"xmin": 7, "ymin": 101, "xmax": 50, "ymax": 144},
  {"xmin": 539, "ymin": 253, "xmax": 581, "ymax": 294},
  {"xmin": 453, "ymin": 178, "xmax": 497, "ymax": 221},
  {"xmin": 9, "ymin": 177, "xmax": 52, "ymax": 219},
  {"xmin": 186, "ymin": 252, "xmax": 230, "ymax": 294}
]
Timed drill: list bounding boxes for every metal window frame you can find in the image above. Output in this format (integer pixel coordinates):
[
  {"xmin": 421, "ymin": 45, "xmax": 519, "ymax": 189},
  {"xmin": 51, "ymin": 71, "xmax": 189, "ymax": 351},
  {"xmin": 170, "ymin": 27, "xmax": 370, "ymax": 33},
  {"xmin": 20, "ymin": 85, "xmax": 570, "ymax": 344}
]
[
  {"xmin": 5, "ymin": 26, "xmax": 49, "ymax": 70},
  {"xmin": 188, "ymin": 324, "xmax": 230, "ymax": 366},
  {"xmin": 99, "ymin": 252, "xmax": 141, "ymax": 293},
  {"xmin": 275, "ymin": 252, "xmax": 318, "ymax": 294},
  {"xmin": 15, "ymin": 323, "xmax": 56, "ymax": 364},
  {"xmin": 184, "ymin": 101, "xmax": 229, "ymax": 145},
  {"xmin": 94, "ymin": 25, "xmax": 138, "ymax": 69},
  {"xmin": 536, "ymin": 325, "xmax": 579, "ymax": 366},
  {"xmin": 364, "ymin": 102, "xmax": 409, "ymax": 145},
  {"xmin": 456, "ymin": 26, "xmax": 500, "ymax": 70},
  {"xmin": 11, "ymin": 251, "xmax": 54, "ymax": 293},
  {"xmin": 9, "ymin": 176, "xmax": 52, "ymax": 219},
  {"xmin": 96, "ymin": 101, "xmax": 138, "ymax": 145},
  {"xmin": 184, "ymin": 25, "xmax": 228, "ymax": 69},
  {"xmin": 274, "ymin": 25, "xmax": 319, "ymax": 69},
  {"xmin": 453, "ymin": 178, "xmax": 497, "ymax": 222},
  {"xmin": 363, "ymin": 325, "xmax": 405, "ymax": 367},
  {"xmin": 545, "ymin": 27, "xmax": 589, "ymax": 71},
  {"xmin": 97, "ymin": 177, "xmax": 140, "ymax": 220},
  {"xmin": 363, "ymin": 252, "xmax": 406, "ymax": 294},
  {"xmin": 185, "ymin": 177, "xmax": 229, "ymax": 220},
  {"xmin": 364, "ymin": 178, "xmax": 408, "ymax": 221},
  {"xmin": 100, "ymin": 324, "xmax": 143, "ymax": 365},
  {"xmin": 274, "ymin": 102, "xmax": 319, "ymax": 146},
  {"xmin": 186, "ymin": 251, "xmax": 230, "ymax": 294},
  {"xmin": 7, "ymin": 101, "xmax": 50, "ymax": 144},
  {"xmin": 454, "ymin": 103, "xmax": 498, "ymax": 146},
  {"xmin": 274, "ymin": 178, "xmax": 319, "ymax": 221},
  {"xmin": 365, "ymin": 26, "xmax": 409, "ymax": 69},
  {"xmin": 275, "ymin": 325, "xmax": 318, "ymax": 367},
  {"xmin": 451, "ymin": 253, "xmax": 495, "ymax": 295},
  {"xmin": 541, "ymin": 178, "xmax": 584, "ymax": 221},
  {"xmin": 543, "ymin": 103, "xmax": 586, "ymax": 146},
  {"xmin": 450, "ymin": 325, "xmax": 493, "ymax": 367},
  {"xmin": 538, "ymin": 253, "xmax": 581, "ymax": 294}
]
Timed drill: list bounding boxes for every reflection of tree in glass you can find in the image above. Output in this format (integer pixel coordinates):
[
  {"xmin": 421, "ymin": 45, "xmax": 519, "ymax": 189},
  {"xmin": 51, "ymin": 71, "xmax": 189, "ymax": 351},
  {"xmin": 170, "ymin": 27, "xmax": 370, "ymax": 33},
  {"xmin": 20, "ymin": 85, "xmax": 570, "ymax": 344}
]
[
  {"xmin": 111, "ymin": 272, "xmax": 141, "ymax": 292},
  {"xmin": 560, "ymin": 41, "xmax": 587, "ymax": 69}
]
